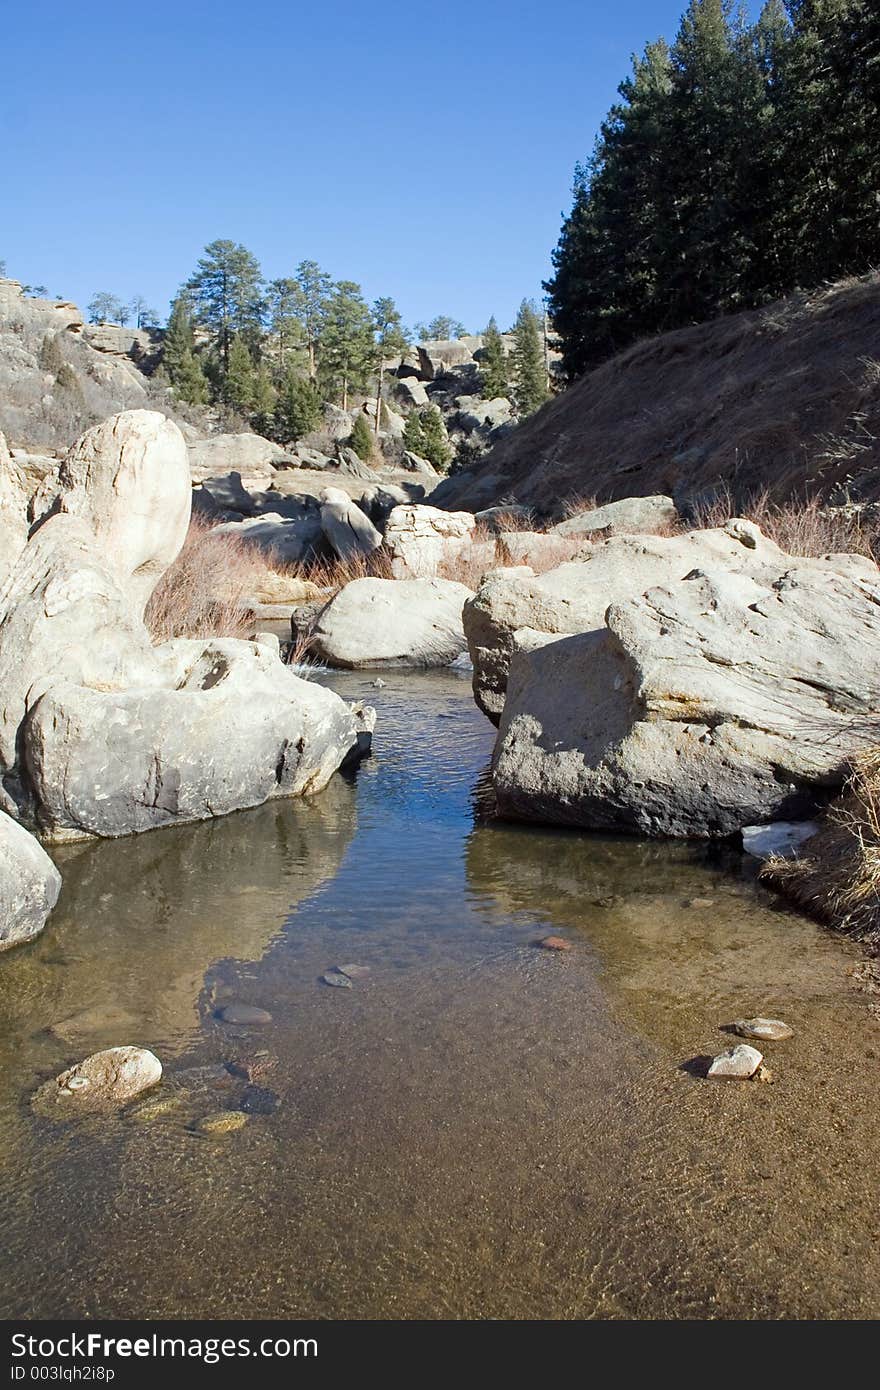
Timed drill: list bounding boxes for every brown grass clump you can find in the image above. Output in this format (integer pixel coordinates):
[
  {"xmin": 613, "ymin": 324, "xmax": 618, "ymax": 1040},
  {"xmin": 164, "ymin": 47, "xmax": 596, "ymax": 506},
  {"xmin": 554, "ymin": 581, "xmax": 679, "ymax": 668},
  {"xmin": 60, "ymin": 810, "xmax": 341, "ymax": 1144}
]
[
  {"xmin": 761, "ymin": 749, "xmax": 880, "ymax": 945},
  {"xmin": 145, "ymin": 516, "xmax": 275, "ymax": 642},
  {"xmin": 692, "ymin": 487, "xmax": 880, "ymax": 560},
  {"xmin": 298, "ymin": 547, "xmax": 394, "ymax": 591}
]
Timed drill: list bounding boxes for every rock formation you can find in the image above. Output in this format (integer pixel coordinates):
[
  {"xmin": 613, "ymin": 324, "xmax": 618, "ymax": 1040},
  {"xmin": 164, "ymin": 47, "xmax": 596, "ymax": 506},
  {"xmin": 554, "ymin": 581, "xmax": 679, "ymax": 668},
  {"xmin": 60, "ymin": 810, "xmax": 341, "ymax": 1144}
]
[
  {"xmin": 310, "ymin": 577, "xmax": 474, "ymax": 668},
  {"xmin": 0, "ymin": 409, "xmax": 371, "ymax": 845}
]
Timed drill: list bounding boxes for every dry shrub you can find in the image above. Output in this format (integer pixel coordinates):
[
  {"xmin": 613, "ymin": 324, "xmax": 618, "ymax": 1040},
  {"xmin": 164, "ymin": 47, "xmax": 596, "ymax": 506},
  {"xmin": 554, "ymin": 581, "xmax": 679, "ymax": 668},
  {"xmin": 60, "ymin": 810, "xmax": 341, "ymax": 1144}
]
[
  {"xmin": 145, "ymin": 515, "xmax": 273, "ymax": 641},
  {"xmin": 298, "ymin": 547, "xmax": 394, "ymax": 593},
  {"xmin": 762, "ymin": 748, "xmax": 880, "ymax": 945},
  {"xmin": 692, "ymin": 486, "xmax": 880, "ymax": 560},
  {"xmin": 561, "ymin": 491, "xmax": 598, "ymax": 520}
]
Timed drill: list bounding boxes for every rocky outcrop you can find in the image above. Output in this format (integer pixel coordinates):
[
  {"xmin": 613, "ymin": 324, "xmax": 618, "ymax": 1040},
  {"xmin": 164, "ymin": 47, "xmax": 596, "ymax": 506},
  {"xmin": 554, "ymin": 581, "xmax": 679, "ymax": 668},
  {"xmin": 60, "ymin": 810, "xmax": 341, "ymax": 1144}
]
[
  {"xmin": 188, "ymin": 433, "xmax": 286, "ymax": 484},
  {"xmin": 417, "ymin": 340, "xmax": 476, "ymax": 381},
  {"xmin": 0, "ymin": 409, "xmax": 370, "ymax": 840},
  {"xmin": 551, "ymin": 494, "xmax": 678, "ymax": 538},
  {"xmin": 464, "ymin": 521, "xmax": 837, "ymax": 724},
  {"xmin": 310, "ymin": 577, "xmax": 473, "ymax": 668},
  {"xmin": 213, "ymin": 509, "xmax": 323, "ymax": 565},
  {"xmin": 384, "ymin": 503, "xmax": 477, "ymax": 578},
  {"xmin": 491, "ymin": 530, "xmax": 880, "ymax": 837},
  {"xmin": 0, "ymin": 810, "xmax": 61, "ymax": 949}
]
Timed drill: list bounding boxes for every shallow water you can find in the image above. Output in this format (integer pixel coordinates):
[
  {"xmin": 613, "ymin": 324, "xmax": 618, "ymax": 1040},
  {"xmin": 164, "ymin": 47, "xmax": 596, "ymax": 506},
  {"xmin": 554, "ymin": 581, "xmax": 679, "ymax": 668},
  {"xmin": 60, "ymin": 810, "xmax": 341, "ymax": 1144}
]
[{"xmin": 0, "ymin": 668, "xmax": 878, "ymax": 1319}]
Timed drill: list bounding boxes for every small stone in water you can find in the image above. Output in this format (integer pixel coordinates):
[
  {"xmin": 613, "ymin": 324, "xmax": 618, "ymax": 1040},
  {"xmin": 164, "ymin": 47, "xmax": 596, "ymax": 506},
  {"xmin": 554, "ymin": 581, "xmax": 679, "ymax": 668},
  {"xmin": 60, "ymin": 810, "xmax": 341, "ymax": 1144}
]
[
  {"xmin": 732, "ymin": 1017, "xmax": 793, "ymax": 1041},
  {"xmin": 216, "ymin": 1004, "xmax": 272, "ymax": 1026},
  {"xmin": 687, "ymin": 897, "xmax": 715, "ymax": 909},
  {"xmin": 241, "ymin": 1084, "xmax": 279, "ymax": 1115},
  {"xmin": 535, "ymin": 935, "xmax": 572, "ymax": 952},
  {"xmin": 707, "ymin": 1044, "xmax": 764, "ymax": 1080},
  {"xmin": 372, "ymin": 678, "xmax": 386, "ymax": 688},
  {"xmin": 198, "ymin": 1110, "xmax": 248, "ymax": 1135},
  {"xmin": 337, "ymin": 963, "xmax": 370, "ymax": 979},
  {"xmin": 321, "ymin": 971, "xmax": 352, "ymax": 988}
]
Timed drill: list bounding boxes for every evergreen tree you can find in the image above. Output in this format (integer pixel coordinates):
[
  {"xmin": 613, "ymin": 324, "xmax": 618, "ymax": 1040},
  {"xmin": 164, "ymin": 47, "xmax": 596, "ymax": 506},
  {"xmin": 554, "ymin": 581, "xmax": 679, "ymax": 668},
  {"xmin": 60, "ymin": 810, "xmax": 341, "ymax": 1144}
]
[
  {"xmin": 414, "ymin": 315, "xmax": 467, "ymax": 341},
  {"xmin": 403, "ymin": 409, "xmax": 427, "ymax": 457},
  {"xmin": 319, "ymin": 280, "xmax": 374, "ymax": 409},
  {"xmin": 186, "ymin": 239, "xmax": 265, "ymax": 373},
  {"xmin": 419, "ymin": 406, "xmax": 452, "ymax": 472},
  {"xmin": 349, "ymin": 412, "xmax": 374, "ymax": 461},
  {"xmin": 511, "ymin": 300, "xmax": 549, "ymax": 415},
  {"xmin": 266, "ymin": 277, "xmax": 304, "ymax": 370},
  {"xmin": 371, "ymin": 296, "xmax": 409, "ymax": 432},
  {"xmin": 250, "ymin": 365, "xmax": 277, "ymax": 435},
  {"xmin": 87, "ymin": 291, "xmax": 126, "ymax": 324},
  {"xmin": 480, "ymin": 317, "xmax": 509, "ymax": 399},
  {"xmin": 163, "ymin": 294, "xmax": 208, "ymax": 405},
  {"xmin": 293, "ymin": 259, "xmax": 332, "ymax": 379},
  {"xmin": 274, "ymin": 370, "xmax": 320, "ymax": 442},
  {"xmin": 224, "ymin": 335, "xmax": 256, "ymax": 414}
]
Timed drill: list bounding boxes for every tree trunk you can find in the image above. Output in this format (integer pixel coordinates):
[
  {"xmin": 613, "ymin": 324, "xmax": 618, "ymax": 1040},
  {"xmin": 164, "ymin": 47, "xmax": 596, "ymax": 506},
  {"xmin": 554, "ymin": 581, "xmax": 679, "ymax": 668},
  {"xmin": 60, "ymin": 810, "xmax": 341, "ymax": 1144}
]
[
  {"xmin": 374, "ymin": 360, "xmax": 384, "ymax": 435},
  {"xmin": 342, "ymin": 376, "xmax": 348, "ymax": 412}
]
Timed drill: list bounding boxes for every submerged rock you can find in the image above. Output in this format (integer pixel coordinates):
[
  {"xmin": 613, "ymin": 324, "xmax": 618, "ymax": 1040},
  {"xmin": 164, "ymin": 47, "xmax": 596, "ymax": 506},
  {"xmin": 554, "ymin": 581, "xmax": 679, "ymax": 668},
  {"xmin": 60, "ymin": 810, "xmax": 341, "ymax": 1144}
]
[
  {"xmin": 534, "ymin": 935, "xmax": 572, "ymax": 952},
  {"xmin": 32, "ymin": 1046, "xmax": 162, "ymax": 1114},
  {"xmin": 321, "ymin": 970, "xmax": 352, "ymax": 989},
  {"xmin": 197, "ymin": 1110, "xmax": 248, "ymax": 1135},
  {"xmin": 741, "ymin": 822, "xmax": 819, "ymax": 861},
  {"xmin": 216, "ymin": 1003, "xmax": 272, "ymax": 1026},
  {"xmin": 707, "ymin": 1044, "xmax": 764, "ymax": 1080},
  {"xmin": 732, "ymin": 1017, "xmax": 793, "ymax": 1041}
]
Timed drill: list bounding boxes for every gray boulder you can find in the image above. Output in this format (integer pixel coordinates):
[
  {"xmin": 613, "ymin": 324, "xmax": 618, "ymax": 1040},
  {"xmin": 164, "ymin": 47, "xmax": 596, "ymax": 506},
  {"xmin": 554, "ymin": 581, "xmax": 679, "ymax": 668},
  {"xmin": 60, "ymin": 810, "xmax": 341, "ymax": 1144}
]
[
  {"xmin": 0, "ymin": 810, "xmax": 61, "ymax": 949},
  {"xmin": 200, "ymin": 471, "xmax": 255, "ymax": 514},
  {"xmin": 335, "ymin": 447, "xmax": 376, "ymax": 481},
  {"xmin": 552, "ymin": 494, "xmax": 678, "ymax": 538},
  {"xmin": 492, "ymin": 546, "xmax": 880, "ymax": 837},
  {"xmin": 392, "ymin": 377, "xmax": 428, "ymax": 408},
  {"xmin": 319, "ymin": 487, "xmax": 383, "ymax": 561},
  {"xmin": 457, "ymin": 397, "xmax": 513, "ymax": 434},
  {"xmin": 213, "ymin": 507, "xmax": 322, "ymax": 564},
  {"xmin": 32, "ymin": 1046, "xmax": 162, "ymax": 1114},
  {"xmin": 359, "ymin": 483, "xmax": 411, "ymax": 528},
  {"xmin": 400, "ymin": 451, "xmax": 438, "ymax": 476},
  {"xmin": 310, "ymin": 577, "xmax": 473, "ymax": 668},
  {"xmin": 188, "ymin": 433, "xmax": 285, "ymax": 484},
  {"xmin": 417, "ymin": 340, "xmax": 476, "ymax": 381}
]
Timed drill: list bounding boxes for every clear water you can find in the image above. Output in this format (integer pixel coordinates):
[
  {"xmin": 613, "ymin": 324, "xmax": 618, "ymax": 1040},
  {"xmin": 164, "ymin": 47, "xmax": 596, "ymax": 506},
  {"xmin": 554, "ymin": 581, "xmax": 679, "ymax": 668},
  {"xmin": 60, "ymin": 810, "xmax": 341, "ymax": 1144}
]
[{"xmin": 0, "ymin": 669, "xmax": 877, "ymax": 1319}]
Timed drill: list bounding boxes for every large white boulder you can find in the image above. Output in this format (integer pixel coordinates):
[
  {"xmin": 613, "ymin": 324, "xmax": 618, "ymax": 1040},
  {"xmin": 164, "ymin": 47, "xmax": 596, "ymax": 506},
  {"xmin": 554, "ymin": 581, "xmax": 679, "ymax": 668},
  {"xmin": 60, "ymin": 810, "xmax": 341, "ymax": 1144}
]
[
  {"xmin": 0, "ymin": 810, "xmax": 61, "ymax": 949},
  {"xmin": 493, "ymin": 549, "xmax": 880, "ymax": 837},
  {"xmin": 463, "ymin": 520, "xmax": 871, "ymax": 724},
  {"xmin": 384, "ymin": 503, "xmax": 476, "ymax": 578},
  {"xmin": 0, "ymin": 411, "xmax": 369, "ymax": 839},
  {"xmin": 551, "ymin": 494, "xmax": 678, "ymax": 538},
  {"xmin": 310, "ymin": 577, "xmax": 473, "ymax": 668}
]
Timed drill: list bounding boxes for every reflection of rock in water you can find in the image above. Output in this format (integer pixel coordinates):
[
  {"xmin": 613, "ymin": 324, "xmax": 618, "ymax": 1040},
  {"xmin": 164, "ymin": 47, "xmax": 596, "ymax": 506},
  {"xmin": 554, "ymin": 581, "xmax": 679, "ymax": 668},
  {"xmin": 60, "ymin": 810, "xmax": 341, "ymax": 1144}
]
[
  {"xmin": 463, "ymin": 819, "xmax": 852, "ymax": 1049},
  {"xmin": 0, "ymin": 776, "xmax": 357, "ymax": 1064}
]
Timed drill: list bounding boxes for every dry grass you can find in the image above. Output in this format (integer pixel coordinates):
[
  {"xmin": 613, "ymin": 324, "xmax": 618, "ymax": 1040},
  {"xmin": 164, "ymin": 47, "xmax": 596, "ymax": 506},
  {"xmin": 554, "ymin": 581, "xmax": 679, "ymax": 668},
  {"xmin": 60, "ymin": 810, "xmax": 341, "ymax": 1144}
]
[
  {"xmin": 692, "ymin": 487, "xmax": 880, "ymax": 559},
  {"xmin": 762, "ymin": 749, "xmax": 880, "ymax": 946},
  {"xmin": 145, "ymin": 516, "xmax": 276, "ymax": 641},
  {"xmin": 297, "ymin": 547, "xmax": 394, "ymax": 591}
]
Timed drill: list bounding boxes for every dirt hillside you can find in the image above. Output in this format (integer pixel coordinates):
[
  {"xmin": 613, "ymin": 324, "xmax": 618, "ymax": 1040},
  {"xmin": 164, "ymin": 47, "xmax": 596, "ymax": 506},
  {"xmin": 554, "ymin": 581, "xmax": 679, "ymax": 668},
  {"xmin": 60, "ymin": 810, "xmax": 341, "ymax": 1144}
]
[{"xmin": 433, "ymin": 273, "xmax": 880, "ymax": 517}]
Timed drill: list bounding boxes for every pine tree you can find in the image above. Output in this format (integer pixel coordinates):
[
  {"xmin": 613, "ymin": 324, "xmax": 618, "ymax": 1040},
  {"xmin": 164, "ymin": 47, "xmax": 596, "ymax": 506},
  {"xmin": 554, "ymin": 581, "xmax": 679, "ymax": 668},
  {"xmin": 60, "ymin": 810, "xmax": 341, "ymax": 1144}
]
[
  {"xmin": 266, "ymin": 277, "xmax": 304, "ymax": 370},
  {"xmin": 511, "ymin": 300, "xmax": 549, "ymax": 415},
  {"xmin": 274, "ymin": 371, "xmax": 320, "ymax": 442},
  {"xmin": 186, "ymin": 239, "xmax": 265, "ymax": 374},
  {"xmin": 414, "ymin": 316, "xmax": 467, "ymax": 341},
  {"xmin": 250, "ymin": 365, "xmax": 277, "ymax": 435},
  {"xmin": 319, "ymin": 281, "xmax": 374, "ymax": 409},
  {"xmin": 294, "ymin": 260, "xmax": 332, "ymax": 379},
  {"xmin": 403, "ymin": 409, "xmax": 427, "ymax": 457},
  {"xmin": 224, "ymin": 335, "xmax": 256, "ymax": 414},
  {"xmin": 349, "ymin": 413, "xmax": 374, "ymax": 461},
  {"xmin": 163, "ymin": 295, "xmax": 208, "ymax": 405},
  {"xmin": 419, "ymin": 406, "xmax": 452, "ymax": 472},
  {"xmin": 371, "ymin": 296, "xmax": 409, "ymax": 433},
  {"xmin": 480, "ymin": 317, "xmax": 509, "ymax": 399}
]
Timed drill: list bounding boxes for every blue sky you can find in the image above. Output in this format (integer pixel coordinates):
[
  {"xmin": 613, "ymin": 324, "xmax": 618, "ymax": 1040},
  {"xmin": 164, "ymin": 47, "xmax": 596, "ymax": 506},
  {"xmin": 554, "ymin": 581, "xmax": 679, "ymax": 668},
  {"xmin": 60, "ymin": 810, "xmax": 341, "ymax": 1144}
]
[{"xmin": 4, "ymin": 1, "xmax": 754, "ymax": 332}]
